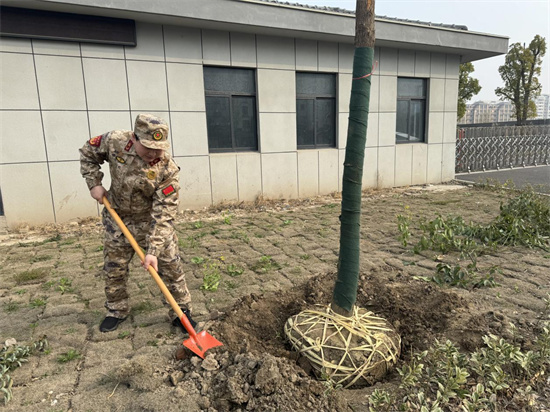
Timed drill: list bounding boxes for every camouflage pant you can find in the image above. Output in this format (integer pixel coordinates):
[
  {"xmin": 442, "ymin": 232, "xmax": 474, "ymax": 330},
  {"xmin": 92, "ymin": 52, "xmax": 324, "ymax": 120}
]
[{"xmin": 101, "ymin": 208, "xmax": 191, "ymax": 320}]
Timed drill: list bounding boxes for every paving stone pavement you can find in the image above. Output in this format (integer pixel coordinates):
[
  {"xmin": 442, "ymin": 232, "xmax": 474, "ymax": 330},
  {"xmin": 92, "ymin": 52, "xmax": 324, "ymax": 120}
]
[{"xmin": 2, "ymin": 184, "xmax": 549, "ymax": 410}]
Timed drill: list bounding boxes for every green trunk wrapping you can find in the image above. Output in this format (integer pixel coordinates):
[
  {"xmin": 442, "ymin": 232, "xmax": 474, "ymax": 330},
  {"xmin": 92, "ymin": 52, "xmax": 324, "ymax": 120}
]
[{"xmin": 333, "ymin": 47, "xmax": 374, "ymax": 312}]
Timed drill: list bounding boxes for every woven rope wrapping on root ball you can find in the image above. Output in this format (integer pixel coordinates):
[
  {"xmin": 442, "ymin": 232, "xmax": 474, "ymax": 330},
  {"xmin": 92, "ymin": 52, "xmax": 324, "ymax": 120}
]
[{"xmin": 284, "ymin": 305, "xmax": 401, "ymax": 388}]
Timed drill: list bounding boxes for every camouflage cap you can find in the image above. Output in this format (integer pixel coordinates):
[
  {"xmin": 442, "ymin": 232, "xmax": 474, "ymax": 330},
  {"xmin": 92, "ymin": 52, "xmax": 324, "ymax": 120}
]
[{"xmin": 134, "ymin": 114, "xmax": 170, "ymax": 150}]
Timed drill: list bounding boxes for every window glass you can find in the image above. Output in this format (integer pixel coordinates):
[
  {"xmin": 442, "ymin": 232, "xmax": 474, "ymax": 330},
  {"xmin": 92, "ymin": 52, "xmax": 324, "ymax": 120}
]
[
  {"xmin": 297, "ymin": 73, "xmax": 336, "ymax": 96},
  {"xmin": 232, "ymin": 96, "xmax": 257, "ymax": 150},
  {"xmin": 316, "ymin": 99, "xmax": 336, "ymax": 146},
  {"xmin": 397, "ymin": 78, "xmax": 425, "ymax": 98},
  {"xmin": 396, "ymin": 77, "xmax": 427, "ymax": 143},
  {"xmin": 296, "ymin": 72, "xmax": 337, "ymax": 149},
  {"xmin": 297, "ymin": 99, "xmax": 315, "ymax": 147},
  {"xmin": 204, "ymin": 67, "xmax": 258, "ymax": 152},
  {"xmin": 205, "ymin": 96, "xmax": 232, "ymax": 149},
  {"xmin": 204, "ymin": 67, "xmax": 255, "ymax": 94}
]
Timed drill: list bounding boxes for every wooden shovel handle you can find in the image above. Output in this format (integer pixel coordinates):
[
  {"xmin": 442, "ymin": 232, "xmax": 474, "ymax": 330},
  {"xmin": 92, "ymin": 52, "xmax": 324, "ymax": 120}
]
[{"xmin": 101, "ymin": 197, "xmax": 197, "ymax": 337}]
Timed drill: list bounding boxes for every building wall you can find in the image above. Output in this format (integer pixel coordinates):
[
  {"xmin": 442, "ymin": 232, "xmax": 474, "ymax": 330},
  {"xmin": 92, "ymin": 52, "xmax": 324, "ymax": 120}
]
[{"xmin": 0, "ymin": 21, "xmax": 459, "ymax": 226}]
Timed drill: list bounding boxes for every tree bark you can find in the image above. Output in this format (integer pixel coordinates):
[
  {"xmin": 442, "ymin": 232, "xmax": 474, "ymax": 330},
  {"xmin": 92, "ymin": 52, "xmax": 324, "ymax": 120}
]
[{"xmin": 355, "ymin": 0, "xmax": 375, "ymax": 48}]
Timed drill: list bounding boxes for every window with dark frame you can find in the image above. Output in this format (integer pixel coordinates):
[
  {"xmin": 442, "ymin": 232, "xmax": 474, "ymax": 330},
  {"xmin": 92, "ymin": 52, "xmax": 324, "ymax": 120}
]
[
  {"xmin": 203, "ymin": 67, "xmax": 258, "ymax": 152},
  {"xmin": 296, "ymin": 72, "xmax": 337, "ymax": 149},
  {"xmin": 396, "ymin": 78, "xmax": 427, "ymax": 143}
]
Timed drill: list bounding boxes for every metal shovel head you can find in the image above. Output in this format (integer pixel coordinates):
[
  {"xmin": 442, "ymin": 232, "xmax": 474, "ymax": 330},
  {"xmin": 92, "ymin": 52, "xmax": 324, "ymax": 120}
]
[{"xmin": 183, "ymin": 330, "xmax": 223, "ymax": 359}]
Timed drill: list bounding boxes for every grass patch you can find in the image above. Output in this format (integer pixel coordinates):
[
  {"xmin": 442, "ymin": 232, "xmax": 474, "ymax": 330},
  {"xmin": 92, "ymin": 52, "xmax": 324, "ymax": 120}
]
[
  {"xmin": 251, "ymin": 256, "xmax": 281, "ymax": 273},
  {"xmin": 30, "ymin": 255, "xmax": 53, "ymax": 263},
  {"xmin": 131, "ymin": 300, "xmax": 155, "ymax": 315},
  {"xmin": 57, "ymin": 349, "xmax": 81, "ymax": 363},
  {"xmin": 3, "ymin": 299, "xmax": 20, "ymax": 313},
  {"xmin": 13, "ymin": 268, "xmax": 49, "ymax": 285},
  {"xmin": 30, "ymin": 298, "xmax": 47, "ymax": 308}
]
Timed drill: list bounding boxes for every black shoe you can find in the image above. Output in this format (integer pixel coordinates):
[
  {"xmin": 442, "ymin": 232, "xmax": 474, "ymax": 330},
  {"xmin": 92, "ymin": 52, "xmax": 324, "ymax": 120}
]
[
  {"xmin": 100, "ymin": 316, "xmax": 126, "ymax": 332},
  {"xmin": 172, "ymin": 309, "xmax": 197, "ymax": 334}
]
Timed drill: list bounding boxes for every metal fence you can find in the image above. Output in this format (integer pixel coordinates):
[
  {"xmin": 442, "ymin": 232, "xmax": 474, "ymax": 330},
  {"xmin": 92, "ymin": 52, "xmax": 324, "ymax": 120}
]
[{"xmin": 455, "ymin": 125, "xmax": 550, "ymax": 173}]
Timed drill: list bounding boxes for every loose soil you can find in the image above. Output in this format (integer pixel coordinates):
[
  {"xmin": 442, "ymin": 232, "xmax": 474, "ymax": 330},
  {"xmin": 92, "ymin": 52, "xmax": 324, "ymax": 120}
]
[{"xmin": 1, "ymin": 183, "xmax": 549, "ymax": 411}]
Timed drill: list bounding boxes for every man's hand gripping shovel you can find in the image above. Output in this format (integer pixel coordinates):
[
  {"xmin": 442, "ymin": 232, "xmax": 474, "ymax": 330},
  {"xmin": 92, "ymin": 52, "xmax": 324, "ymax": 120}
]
[{"xmin": 102, "ymin": 197, "xmax": 223, "ymax": 358}]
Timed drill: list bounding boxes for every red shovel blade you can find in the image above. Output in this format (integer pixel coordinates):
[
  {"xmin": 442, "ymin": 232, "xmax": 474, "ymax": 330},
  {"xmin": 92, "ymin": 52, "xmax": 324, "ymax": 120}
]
[{"xmin": 184, "ymin": 330, "xmax": 223, "ymax": 359}]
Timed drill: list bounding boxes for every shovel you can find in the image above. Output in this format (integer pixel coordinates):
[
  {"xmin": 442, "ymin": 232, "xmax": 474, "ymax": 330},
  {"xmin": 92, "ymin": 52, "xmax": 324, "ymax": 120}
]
[{"xmin": 102, "ymin": 196, "xmax": 223, "ymax": 358}]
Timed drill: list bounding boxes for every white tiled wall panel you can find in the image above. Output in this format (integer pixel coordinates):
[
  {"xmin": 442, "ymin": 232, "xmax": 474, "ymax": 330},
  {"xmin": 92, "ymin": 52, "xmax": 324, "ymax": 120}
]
[
  {"xmin": 430, "ymin": 53, "xmax": 446, "ymax": 78},
  {"xmin": 257, "ymin": 69, "xmax": 296, "ymax": 113},
  {"xmin": 176, "ymin": 156, "xmax": 212, "ymax": 208},
  {"xmin": 257, "ymin": 35, "xmax": 295, "ymax": 70},
  {"xmin": 164, "ymin": 26, "xmax": 202, "ymax": 64},
  {"xmin": 0, "ymin": 37, "xmax": 32, "ymax": 53},
  {"xmin": 81, "ymin": 43, "xmax": 125, "ymax": 59},
  {"xmin": 83, "ymin": 58, "xmax": 129, "ymax": 111},
  {"xmin": 0, "ymin": 53, "xmax": 39, "ymax": 110},
  {"xmin": 318, "ymin": 149, "xmax": 339, "ymax": 194},
  {"xmin": 296, "ymin": 39, "xmax": 317, "ymax": 71},
  {"xmin": 0, "ymin": 163, "xmax": 55, "ymax": 224},
  {"xmin": 427, "ymin": 144, "xmax": 443, "ymax": 183},
  {"xmin": 35, "ymin": 55, "xmax": 87, "ymax": 110},
  {"xmin": 259, "ymin": 113, "xmax": 297, "ymax": 153},
  {"xmin": 170, "ymin": 112, "xmax": 209, "ymax": 157},
  {"xmin": 50, "ymin": 161, "xmax": 99, "ymax": 222},
  {"xmin": 126, "ymin": 61, "xmax": 169, "ymax": 111},
  {"xmin": 210, "ymin": 154, "xmax": 239, "ymax": 203},
  {"xmin": 427, "ymin": 112, "xmax": 444, "ymax": 144},
  {"xmin": 125, "ymin": 22, "xmax": 165, "ymax": 61},
  {"xmin": 412, "ymin": 144, "xmax": 428, "ymax": 185},
  {"xmin": 444, "ymin": 79, "xmax": 459, "ymax": 112},
  {"xmin": 378, "ymin": 47, "xmax": 398, "ymax": 75},
  {"xmin": 338, "ymin": 43, "xmax": 354, "ymax": 74},
  {"xmin": 429, "ymin": 78, "xmax": 445, "ymax": 112},
  {"xmin": 261, "ymin": 153, "xmax": 298, "ymax": 199},
  {"xmin": 166, "ymin": 63, "xmax": 206, "ymax": 112},
  {"xmin": 236, "ymin": 153, "xmax": 262, "ymax": 201},
  {"xmin": 379, "ymin": 75, "xmax": 397, "ymax": 112},
  {"xmin": 415, "ymin": 51, "xmax": 431, "ymax": 77},
  {"xmin": 441, "ymin": 143, "xmax": 456, "ymax": 181},
  {"xmin": 377, "ymin": 146, "xmax": 395, "ymax": 188},
  {"xmin": 297, "ymin": 150, "xmax": 319, "ymax": 198},
  {"xmin": 378, "ymin": 112, "xmax": 397, "ymax": 147},
  {"xmin": 363, "ymin": 147, "xmax": 378, "ymax": 188},
  {"xmin": 1, "ymin": 111, "xmax": 46, "ymax": 163},
  {"xmin": 395, "ymin": 144, "xmax": 413, "ymax": 187},
  {"xmin": 88, "ymin": 111, "xmax": 133, "ymax": 137},
  {"xmin": 42, "ymin": 111, "xmax": 90, "ymax": 162},
  {"xmin": 398, "ymin": 49, "xmax": 415, "ymax": 76},
  {"xmin": 318, "ymin": 41, "xmax": 338, "ymax": 72},
  {"xmin": 230, "ymin": 32, "xmax": 257, "ymax": 67},
  {"xmin": 338, "ymin": 73, "xmax": 352, "ymax": 114},
  {"xmin": 202, "ymin": 30, "xmax": 231, "ymax": 65},
  {"xmin": 33, "ymin": 39, "xmax": 81, "ymax": 56}
]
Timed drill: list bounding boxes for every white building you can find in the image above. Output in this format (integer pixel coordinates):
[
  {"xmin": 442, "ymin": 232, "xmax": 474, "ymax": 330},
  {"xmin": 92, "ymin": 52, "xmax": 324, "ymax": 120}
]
[
  {"xmin": 535, "ymin": 94, "xmax": 550, "ymax": 119},
  {"xmin": 460, "ymin": 100, "xmax": 514, "ymax": 124},
  {"xmin": 0, "ymin": 0, "xmax": 508, "ymax": 227}
]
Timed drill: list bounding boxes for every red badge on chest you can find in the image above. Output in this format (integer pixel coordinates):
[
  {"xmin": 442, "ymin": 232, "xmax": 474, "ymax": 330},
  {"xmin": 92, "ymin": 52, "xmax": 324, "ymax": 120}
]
[
  {"xmin": 162, "ymin": 185, "xmax": 175, "ymax": 197},
  {"xmin": 124, "ymin": 140, "xmax": 134, "ymax": 151}
]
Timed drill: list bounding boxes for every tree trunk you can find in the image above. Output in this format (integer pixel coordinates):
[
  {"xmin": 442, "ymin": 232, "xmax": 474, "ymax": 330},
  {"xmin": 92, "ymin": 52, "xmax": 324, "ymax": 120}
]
[{"xmin": 331, "ymin": 0, "xmax": 375, "ymax": 317}]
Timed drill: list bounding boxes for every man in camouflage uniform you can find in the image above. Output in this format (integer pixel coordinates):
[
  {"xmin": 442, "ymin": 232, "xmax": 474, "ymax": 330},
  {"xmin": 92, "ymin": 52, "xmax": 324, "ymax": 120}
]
[{"xmin": 80, "ymin": 114, "xmax": 194, "ymax": 333}]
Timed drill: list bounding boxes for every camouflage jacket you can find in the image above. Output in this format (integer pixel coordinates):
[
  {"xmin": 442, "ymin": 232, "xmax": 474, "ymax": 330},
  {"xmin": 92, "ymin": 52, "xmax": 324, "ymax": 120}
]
[{"xmin": 79, "ymin": 130, "xmax": 180, "ymax": 256}]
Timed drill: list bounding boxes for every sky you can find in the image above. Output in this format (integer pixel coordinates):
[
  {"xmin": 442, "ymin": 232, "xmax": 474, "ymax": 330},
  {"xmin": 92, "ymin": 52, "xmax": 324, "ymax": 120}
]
[{"xmin": 296, "ymin": 0, "xmax": 550, "ymax": 103}]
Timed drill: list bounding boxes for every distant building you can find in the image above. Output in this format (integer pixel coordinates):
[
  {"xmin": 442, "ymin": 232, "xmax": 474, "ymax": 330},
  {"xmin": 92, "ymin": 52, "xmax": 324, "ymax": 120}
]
[
  {"xmin": 535, "ymin": 94, "xmax": 550, "ymax": 119},
  {"xmin": 459, "ymin": 101, "xmax": 514, "ymax": 124},
  {"xmin": 460, "ymin": 94, "xmax": 550, "ymax": 124}
]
